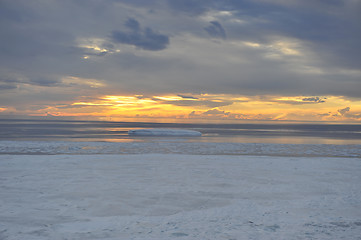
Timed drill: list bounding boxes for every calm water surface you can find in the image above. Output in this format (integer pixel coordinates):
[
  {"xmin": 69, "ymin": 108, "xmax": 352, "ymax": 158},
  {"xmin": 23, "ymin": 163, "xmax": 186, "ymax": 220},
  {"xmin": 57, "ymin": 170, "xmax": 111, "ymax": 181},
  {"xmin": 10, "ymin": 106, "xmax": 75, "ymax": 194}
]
[{"xmin": 0, "ymin": 119, "xmax": 360, "ymax": 145}]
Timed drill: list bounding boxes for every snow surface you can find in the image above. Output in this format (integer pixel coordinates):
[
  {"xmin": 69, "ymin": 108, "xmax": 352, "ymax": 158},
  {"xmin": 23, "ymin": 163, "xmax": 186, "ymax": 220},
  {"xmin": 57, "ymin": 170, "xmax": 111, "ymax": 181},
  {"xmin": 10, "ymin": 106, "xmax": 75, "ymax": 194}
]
[
  {"xmin": 128, "ymin": 128, "xmax": 202, "ymax": 136},
  {"xmin": 1, "ymin": 153, "xmax": 361, "ymax": 240}
]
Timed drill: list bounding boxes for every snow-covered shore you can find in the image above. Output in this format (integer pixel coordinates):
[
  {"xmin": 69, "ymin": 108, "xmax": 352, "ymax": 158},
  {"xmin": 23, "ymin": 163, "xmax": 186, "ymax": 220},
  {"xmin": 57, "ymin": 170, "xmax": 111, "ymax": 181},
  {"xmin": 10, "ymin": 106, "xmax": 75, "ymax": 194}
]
[{"xmin": 1, "ymin": 153, "xmax": 361, "ymax": 239}]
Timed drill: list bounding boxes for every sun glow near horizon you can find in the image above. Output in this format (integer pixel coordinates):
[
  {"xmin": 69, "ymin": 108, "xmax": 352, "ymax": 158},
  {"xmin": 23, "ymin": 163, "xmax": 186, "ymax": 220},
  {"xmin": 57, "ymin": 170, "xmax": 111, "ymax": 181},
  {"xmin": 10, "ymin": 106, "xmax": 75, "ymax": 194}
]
[{"xmin": 6, "ymin": 93, "xmax": 358, "ymax": 123}]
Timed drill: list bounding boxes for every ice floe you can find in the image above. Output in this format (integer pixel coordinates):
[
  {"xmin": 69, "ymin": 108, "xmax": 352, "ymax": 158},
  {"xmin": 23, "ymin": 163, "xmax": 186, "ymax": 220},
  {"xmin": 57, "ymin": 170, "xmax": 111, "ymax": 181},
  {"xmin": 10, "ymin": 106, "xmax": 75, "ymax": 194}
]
[{"xmin": 128, "ymin": 128, "xmax": 202, "ymax": 136}]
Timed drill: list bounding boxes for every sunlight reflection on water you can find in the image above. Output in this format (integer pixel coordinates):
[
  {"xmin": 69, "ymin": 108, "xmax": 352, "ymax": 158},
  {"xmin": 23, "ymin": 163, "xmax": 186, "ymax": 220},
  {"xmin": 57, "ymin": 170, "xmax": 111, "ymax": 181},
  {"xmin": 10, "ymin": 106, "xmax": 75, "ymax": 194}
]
[{"xmin": 0, "ymin": 119, "xmax": 360, "ymax": 145}]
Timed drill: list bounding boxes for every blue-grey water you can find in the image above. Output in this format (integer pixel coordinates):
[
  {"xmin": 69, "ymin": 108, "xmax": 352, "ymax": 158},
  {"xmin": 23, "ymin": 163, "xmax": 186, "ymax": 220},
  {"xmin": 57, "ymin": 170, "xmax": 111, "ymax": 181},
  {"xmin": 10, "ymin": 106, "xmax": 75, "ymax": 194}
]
[{"xmin": 0, "ymin": 119, "xmax": 360, "ymax": 145}]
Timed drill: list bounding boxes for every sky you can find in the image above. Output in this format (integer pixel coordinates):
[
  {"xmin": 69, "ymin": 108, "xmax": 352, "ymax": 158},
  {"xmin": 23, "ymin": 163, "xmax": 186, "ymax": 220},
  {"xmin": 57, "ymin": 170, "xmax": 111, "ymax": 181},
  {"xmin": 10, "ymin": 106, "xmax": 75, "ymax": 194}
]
[{"xmin": 1, "ymin": 0, "xmax": 361, "ymax": 123}]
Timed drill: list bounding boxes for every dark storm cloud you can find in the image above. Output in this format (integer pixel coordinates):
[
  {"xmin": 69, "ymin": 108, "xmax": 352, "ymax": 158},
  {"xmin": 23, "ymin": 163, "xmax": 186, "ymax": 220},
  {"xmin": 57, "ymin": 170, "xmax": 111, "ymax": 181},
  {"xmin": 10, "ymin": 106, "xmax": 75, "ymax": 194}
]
[
  {"xmin": 204, "ymin": 21, "xmax": 226, "ymax": 39},
  {"xmin": 111, "ymin": 18, "xmax": 170, "ymax": 51}
]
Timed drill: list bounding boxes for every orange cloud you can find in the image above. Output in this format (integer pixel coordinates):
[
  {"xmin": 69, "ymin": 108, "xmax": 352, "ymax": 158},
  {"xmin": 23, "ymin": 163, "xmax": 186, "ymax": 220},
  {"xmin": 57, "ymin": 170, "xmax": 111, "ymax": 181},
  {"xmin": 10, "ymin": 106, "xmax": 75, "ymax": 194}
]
[{"xmin": 4, "ymin": 94, "xmax": 361, "ymax": 123}]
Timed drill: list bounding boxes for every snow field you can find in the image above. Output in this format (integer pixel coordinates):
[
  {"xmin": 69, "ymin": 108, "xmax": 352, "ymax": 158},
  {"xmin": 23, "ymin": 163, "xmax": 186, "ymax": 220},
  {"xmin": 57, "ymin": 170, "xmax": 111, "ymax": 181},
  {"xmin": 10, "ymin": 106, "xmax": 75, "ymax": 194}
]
[{"xmin": 1, "ymin": 154, "xmax": 361, "ymax": 239}]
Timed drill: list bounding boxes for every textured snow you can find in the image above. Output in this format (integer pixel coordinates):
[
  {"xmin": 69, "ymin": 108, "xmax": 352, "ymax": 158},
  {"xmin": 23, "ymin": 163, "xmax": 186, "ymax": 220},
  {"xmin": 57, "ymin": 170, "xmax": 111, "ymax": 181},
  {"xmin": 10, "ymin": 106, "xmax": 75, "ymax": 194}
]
[
  {"xmin": 1, "ymin": 154, "xmax": 361, "ymax": 240},
  {"xmin": 128, "ymin": 128, "xmax": 202, "ymax": 136}
]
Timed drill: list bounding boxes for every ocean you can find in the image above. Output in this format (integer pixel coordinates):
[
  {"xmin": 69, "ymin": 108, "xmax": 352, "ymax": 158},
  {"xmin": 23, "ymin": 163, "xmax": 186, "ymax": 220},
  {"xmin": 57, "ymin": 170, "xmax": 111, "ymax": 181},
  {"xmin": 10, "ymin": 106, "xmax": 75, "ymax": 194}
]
[{"xmin": 1, "ymin": 119, "xmax": 360, "ymax": 145}]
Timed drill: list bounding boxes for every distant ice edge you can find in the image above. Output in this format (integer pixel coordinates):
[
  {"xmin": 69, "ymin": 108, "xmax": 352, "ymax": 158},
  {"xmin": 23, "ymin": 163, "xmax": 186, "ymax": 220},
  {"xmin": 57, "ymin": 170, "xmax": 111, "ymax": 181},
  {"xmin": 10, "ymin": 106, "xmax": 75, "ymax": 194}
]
[
  {"xmin": 0, "ymin": 141, "xmax": 360, "ymax": 157},
  {"xmin": 128, "ymin": 128, "xmax": 202, "ymax": 137}
]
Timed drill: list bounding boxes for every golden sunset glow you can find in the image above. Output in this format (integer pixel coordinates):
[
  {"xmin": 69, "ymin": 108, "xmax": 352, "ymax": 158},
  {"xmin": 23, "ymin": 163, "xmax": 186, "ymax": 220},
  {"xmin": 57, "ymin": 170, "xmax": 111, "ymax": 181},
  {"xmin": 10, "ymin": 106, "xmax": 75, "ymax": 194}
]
[
  {"xmin": 12, "ymin": 93, "xmax": 359, "ymax": 123},
  {"xmin": 1, "ymin": 1, "xmax": 360, "ymax": 125}
]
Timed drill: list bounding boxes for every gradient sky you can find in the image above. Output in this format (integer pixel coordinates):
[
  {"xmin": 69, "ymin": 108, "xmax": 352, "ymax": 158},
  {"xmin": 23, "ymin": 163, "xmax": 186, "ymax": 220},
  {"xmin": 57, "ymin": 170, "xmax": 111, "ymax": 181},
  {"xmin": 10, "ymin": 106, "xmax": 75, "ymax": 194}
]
[{"xmin": 1, "ymin": 0, "xmax": 361, "ymax": 122}]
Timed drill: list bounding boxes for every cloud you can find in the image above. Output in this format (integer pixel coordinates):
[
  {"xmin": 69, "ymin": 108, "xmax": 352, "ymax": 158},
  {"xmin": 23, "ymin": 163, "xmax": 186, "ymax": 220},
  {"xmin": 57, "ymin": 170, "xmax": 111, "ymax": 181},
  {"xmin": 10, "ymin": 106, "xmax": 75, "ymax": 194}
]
[
  {"xmin": 152, "ymin": 97, "xmax": 233, "ymax": 108},
  {"xmin": 204, "ymin": 21, "xmax": 226, "ymax": 39},
  {"xmin": 338, "ymin": 107, "xmax": 350, "ymax": 116},
  {"xmin": 178, "ymin": 94, "xmax": 199, "ymax": 100},
  {"xmin": 269, "ymin": 96, "xmax": 327, "ymax": 105},
  {"xmin": 0, "ymin": 74, "xmax": 61, "ymax": 88},
  {"xmin": 28, "ymin": 77, "xmax": 61, "ymax": 87},
  {"xmin": 0, "ymin": 0, "xmax": 361, "ymax": 121},
  {"xmin": 111, "ymin": 18, "xmax": 170, "ymax": 51},
  {"xmin": 172, "ymin": 100, "xmax": 232, "ymax": 108},
  {"xmin": 348, "ymin": 113, "xmax": 361, "ymax": 120},
  {"xmin": 203, "ymin": 108, "xmax": 230, "ymax": 116},
  {"xmin": 0, "ymin": 83, "xmax": 17, "ymax": 90},
  {"xmin": 302, "ymin": 97, "xmax": 326, "ymax": 103},
  {"xmin": 189, "ymin": 109, "xmax": 273, "ymax": 120},
  {"xmin": 124, "ymin": 18, "xmax": 141, "ymax": 31},
  {"xmin": 167, "ymin": 0, "xmax": 210, "ymax": 16},
  {"xmin": 0, "ymin": 77, "xmax": 18, "ymax": 90},
  {"xmin": 56, "ymin": 104, "xmax": 112, "ymax": 109},
  {"xmin": 74, "ymin": 47, "xmax": 109, "ymax": 57}
]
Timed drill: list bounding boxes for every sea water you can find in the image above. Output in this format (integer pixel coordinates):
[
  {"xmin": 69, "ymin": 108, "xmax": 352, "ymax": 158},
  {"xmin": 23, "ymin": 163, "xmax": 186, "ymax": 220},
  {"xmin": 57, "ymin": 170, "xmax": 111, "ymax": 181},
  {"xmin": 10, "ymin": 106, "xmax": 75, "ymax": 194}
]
[{"xmin": 0, "ymin": 119, "xmax": 360, "ymax": 145}]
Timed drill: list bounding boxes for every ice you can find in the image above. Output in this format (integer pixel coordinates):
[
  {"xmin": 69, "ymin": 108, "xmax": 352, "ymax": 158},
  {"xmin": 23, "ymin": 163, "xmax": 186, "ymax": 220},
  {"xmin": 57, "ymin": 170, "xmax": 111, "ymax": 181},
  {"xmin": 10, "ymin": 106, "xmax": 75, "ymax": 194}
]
[
  {"xmin": 1, "ymin": 153, "xmax": 361, "ymax": 239},
  {"xmin": 0, "ymin": 140, "xmax": 360, "ymax": 157},
  {"xmin": 1, "ymin": 140, "xmax": 361, "ymax": 239},
  {"xmin": 128, "ymin": 128, "xmax": 202, "ymax": 136}
]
